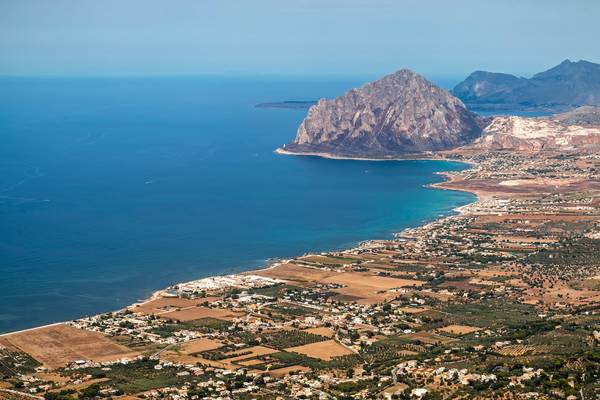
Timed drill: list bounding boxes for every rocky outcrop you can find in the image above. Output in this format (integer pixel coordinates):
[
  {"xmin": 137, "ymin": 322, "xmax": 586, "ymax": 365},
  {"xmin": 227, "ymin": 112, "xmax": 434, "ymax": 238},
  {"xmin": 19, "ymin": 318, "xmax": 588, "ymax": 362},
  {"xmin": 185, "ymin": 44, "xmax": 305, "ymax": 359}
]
[
  {"xmin": 281, "ymin": 69, "xmax": 486, "ymax": 157},
  {"xmin": 468, "ymin": 106, "xmax": 600, "ymax": 152},
  {"xmin": 453, "ymin": 59, "xmax": 600, "ymax": 112}
]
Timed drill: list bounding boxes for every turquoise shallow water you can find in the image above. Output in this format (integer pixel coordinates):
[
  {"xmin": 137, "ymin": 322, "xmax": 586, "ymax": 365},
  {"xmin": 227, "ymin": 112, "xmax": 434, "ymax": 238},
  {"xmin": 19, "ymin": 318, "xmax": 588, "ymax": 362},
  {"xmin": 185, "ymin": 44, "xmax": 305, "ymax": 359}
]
[{"xmin": 0, "ymin": 76, "xmax": 475, "ymax": 333}]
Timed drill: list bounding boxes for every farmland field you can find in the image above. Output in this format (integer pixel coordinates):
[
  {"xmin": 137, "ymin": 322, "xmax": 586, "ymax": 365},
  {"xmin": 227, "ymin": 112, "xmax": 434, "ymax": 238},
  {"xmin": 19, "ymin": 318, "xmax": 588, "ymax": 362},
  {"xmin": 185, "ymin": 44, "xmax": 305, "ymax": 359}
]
[{"xmin": 0, "ymin": 324, "xmax": 139, "ymax": 369}]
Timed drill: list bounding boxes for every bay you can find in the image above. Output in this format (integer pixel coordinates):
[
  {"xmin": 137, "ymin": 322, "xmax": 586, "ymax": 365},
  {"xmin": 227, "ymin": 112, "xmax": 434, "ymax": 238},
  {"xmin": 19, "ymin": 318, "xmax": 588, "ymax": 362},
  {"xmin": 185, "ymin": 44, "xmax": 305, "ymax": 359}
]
[{"xmin": 0, "ymin": 76, "xmax": 475, "ymax": 332}]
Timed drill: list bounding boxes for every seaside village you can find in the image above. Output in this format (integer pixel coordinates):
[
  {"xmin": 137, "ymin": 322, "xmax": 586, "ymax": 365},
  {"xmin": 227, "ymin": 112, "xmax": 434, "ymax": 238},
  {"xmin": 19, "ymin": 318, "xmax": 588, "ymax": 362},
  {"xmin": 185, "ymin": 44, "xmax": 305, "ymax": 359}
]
[{"xmin": 2, "ymin": 150, "xmax": 600, "ymax": 399}]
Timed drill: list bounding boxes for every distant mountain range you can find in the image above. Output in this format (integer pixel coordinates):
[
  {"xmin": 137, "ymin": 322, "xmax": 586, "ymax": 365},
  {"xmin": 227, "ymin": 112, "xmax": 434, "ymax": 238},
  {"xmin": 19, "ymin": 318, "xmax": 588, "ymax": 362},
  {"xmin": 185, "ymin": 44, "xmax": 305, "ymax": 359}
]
[{"xmin": 453, "ymin": 59, "xmax": 600, "ymax": 112}]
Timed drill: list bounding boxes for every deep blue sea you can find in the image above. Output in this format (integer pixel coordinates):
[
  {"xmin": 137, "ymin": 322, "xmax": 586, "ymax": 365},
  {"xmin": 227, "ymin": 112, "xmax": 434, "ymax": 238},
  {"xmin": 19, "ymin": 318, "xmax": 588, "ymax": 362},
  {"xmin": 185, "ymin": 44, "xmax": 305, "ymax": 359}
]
[{"xmin": 0, "ymin": 76, "xmax": 475, "ymax": 333}]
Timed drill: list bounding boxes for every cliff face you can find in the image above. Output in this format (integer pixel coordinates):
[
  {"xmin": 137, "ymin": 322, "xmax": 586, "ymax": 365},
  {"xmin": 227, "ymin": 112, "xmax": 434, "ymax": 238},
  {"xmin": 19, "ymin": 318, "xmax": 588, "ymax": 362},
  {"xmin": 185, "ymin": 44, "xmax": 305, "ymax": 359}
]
[
  {"xmin": 453, "ymin": 59, "xmax": 600, "ymax": 112},
  {"xmin": 468, "ymin": 106, "xmax": 600, "ymax": 152},
  {"xmin": 282, "ymin": 69, "xmax": 486, "ymax": 157}
]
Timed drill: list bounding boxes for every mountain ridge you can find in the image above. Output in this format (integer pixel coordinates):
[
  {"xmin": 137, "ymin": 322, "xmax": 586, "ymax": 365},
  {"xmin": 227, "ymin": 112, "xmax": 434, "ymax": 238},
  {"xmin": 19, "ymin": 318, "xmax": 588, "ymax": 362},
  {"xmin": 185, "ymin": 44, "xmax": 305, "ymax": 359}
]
[{"xmin": 453, "ymin": 59, "xmax": 600, "ymax": 112}]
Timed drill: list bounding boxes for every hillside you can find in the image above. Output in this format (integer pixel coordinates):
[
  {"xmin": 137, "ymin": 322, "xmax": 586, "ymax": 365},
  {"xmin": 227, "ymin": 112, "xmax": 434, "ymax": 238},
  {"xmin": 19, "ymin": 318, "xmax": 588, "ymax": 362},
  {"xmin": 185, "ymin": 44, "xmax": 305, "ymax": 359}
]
[{"xmin": 453, "ymin": 59, "xmax": 600, "ymax": 112}]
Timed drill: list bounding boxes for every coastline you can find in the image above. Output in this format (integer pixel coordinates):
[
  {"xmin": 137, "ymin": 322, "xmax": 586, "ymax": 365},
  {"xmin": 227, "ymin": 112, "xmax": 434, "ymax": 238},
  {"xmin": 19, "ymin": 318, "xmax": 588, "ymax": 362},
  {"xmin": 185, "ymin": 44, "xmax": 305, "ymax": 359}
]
[
  {"xmin": 1, "ymin": 152, "xmax": 481, "ymax": 337},
  {"xmin": 147, "ymin": 153, "xmax": 481, "ymax": 310},
  {"xmin": 274, "ymin": 147, "xmax": 476, "ymax": 166},
  {"xmin": 430, "ymin": 171, "xmax": 483, "ymax": 201}
]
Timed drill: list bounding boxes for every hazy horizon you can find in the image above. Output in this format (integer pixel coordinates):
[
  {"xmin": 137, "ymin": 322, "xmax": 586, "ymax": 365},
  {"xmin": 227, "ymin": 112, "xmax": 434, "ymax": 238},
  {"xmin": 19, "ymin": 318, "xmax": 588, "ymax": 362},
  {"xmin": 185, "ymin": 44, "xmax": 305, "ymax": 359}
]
[{"xmin": 2, "ymin": 0, "xmax": 599, "ymax": 78}]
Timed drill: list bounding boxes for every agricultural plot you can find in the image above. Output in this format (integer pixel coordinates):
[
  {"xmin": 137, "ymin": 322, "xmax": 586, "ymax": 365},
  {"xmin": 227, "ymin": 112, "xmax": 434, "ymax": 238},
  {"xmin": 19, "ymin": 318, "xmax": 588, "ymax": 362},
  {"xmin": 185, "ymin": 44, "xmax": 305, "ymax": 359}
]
[
  {"xmin": 328, "ymin": 272, "xmax": 425, "ymax": 304},
  {"xmin": 285, "ymin": 340, "xmax": 353, "ymax": 361},
  {"xmin": 443, "ymin": 300, "xmax": 539, "ymax": 328},
  {"xmin": 302, "ymin": 327, "xmax": 335, "ymax": 338},
  {"xmin": 267, "ymin": 365, "xmax": 311, "ymax": 377},
  {"xmin": 527, "ymin": 330, "xmax": 590, "ymax": 356},
  {"xmin": 324, "ymin": 272, "xmax": 424, "ymax": 290},
  {"xmin": 260, "ymin": 330, "xmax": 328, "ymax": 350},
  {"xmin": 265, "ymin": 302, "xmax": 318, "ymax": 317},
  {"xmin": 395, "ymin": 331, "xmax": 457, "ymax": 345},
  {"xmin": 0, "ymin": 345, "xmax": 39, "ymax": 377},
  {"xmin": 396, "ymin": 307, "xmax": 431, "ymax": 314},
  {"xmin": 159, "ymin": 306, "xmax": 242, "ymax": 321},
  {"xmin": 160, "ymin": 352, "xmax": 229, "ymax": 370},
  {"xmin": 258, "ymin": 350, "xmax": 360, "ymax": 372},
  {"xmin": 494, "ymin": 344, "xmax": 551, "ymax": 357},
  {"xmin": 220, "ymin": 346, "xmax": 278, "ymax": 364},
  {"xmin": 247, "ymin": 283, "xmax": 301, "ymax": 298},
  {"xmin": 150, "ymin": 317, "xmax": 232, "ymax": 337},
  {"xmin": 359, "ymin": 337, "xmax": 426, "ymax": 365},
  {"xmin": 437, "ymin": 324, "xmax": 481, "ymax": 336},
  {"xmin": 237, "ymin": 358, "xmax": 264, "ymax": 367},
  {"xmin": 255, "ymin": 263, "xmax": 334, "ymax": 284},
  {"xmin": 0, "ymin": 324, "xmax": 139, "ymax": 369},
  {"xmin": 330, "ymin": 293, "xmax": 364, "ymax": 303},
  {"xmin": 179, "ymin": 338, "xmax": 223, "ymax": 354},
  {"xmin": 132, "ymin": 297, "xmax": 219, "ymax": 315},
  {"xmin": 76, "ymin": 359, "xmax": 194, "ymax": 394}
]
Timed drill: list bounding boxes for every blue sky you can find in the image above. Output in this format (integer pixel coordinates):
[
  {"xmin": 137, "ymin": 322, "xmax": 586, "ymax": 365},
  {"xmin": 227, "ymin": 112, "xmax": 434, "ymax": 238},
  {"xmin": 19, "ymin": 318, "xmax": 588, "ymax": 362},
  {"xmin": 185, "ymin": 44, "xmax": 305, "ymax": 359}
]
[{"xmin": 1, "ymin": 0, "xmax": 599, "ymax": 78}]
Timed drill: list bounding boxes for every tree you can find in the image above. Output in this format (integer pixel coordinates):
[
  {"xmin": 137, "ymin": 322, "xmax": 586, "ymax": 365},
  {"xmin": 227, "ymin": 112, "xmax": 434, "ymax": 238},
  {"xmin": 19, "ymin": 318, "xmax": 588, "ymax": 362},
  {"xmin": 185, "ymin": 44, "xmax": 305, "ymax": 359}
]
[{"xmin": 80, "ymin": 384, "xmax": 101, "ymax": 399}]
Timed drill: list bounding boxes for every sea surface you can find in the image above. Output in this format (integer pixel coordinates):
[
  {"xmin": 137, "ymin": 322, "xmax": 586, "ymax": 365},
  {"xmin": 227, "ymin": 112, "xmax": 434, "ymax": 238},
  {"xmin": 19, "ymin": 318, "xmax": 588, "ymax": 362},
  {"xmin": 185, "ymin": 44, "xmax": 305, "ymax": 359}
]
[{"xmin": 0, "ymin": 76, "xmax": 475, "ymax": 333}]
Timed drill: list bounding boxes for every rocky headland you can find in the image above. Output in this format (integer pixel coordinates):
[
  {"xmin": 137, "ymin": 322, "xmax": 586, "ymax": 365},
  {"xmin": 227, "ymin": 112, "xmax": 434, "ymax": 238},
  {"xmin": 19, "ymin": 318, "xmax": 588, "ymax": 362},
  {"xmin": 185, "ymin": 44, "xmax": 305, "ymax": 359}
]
[{"xmin": 280, "ymin": 69, "xmax": 488, "ymax": 158}]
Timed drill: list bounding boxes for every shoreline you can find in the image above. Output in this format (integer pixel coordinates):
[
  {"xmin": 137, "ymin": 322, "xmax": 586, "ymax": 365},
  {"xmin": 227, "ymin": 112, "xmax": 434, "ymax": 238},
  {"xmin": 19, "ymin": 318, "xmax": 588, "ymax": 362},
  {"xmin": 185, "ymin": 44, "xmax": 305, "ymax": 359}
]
[
  {"xmin": 274, "ymin": 147, "xmax": 468, "ymax": 163},
  {"xmin": 2, "ymin": 152, "xmax": 481, "ymax": 337},
  {"xmin": 274, "ymin": 147, "xmax": 477, "ymax": 170},
  {"xmin": 429, "ymin": 171, "xmax": 482, "ymax": 201}
]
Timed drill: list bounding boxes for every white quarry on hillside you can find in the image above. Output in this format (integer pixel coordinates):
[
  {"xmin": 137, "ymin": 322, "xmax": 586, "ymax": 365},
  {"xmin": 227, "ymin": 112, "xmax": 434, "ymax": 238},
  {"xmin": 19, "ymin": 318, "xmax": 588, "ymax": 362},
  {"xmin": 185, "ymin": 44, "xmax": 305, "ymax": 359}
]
[{"xmin": 472, "ymin": 106, "xmax": 600, "ymax": 152}]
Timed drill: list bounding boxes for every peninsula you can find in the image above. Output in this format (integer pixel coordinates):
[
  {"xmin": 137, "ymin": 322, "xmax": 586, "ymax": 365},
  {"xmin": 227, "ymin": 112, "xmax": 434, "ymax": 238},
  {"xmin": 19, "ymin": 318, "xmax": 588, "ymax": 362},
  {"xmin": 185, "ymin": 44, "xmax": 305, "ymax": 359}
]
[{"xmin": 280, "ymin": 69, "xmax": 487, "ymax": 158}]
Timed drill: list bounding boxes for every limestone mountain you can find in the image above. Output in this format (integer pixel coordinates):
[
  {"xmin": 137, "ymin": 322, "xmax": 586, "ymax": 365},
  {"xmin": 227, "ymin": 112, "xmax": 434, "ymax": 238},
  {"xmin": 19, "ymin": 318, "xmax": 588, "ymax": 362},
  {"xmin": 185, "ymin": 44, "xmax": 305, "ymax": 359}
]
[{"xmin": 281, "ymin": 69, "xmax": 486, "ymax": 157}]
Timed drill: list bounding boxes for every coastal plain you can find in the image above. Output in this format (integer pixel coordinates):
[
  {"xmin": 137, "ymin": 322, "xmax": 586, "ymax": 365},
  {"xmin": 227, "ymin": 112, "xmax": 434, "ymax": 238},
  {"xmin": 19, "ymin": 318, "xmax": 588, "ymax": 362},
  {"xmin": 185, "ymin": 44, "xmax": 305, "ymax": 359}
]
[{"xmin": 3, "ymin": 139, "xmax": 600, "ymax": 398}]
